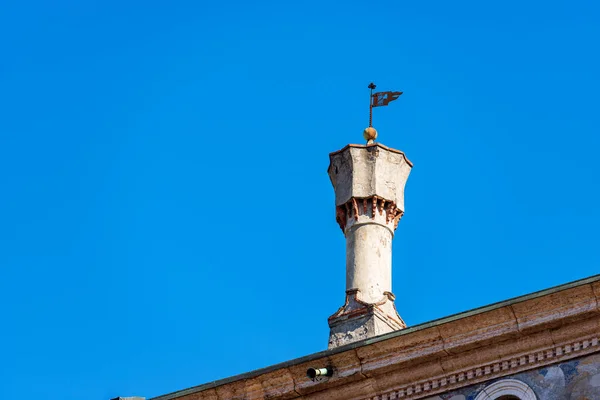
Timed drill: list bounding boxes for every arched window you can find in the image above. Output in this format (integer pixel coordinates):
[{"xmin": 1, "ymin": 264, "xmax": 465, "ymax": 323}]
[{"xmin": 473, "ymin": 379, "xmax": 536, "ymax": 400}]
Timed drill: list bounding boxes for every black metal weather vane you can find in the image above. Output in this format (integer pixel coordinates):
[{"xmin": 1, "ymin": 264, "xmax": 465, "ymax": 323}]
[
  {"xmin": 364, "ymin": 82, "xmax": 403, "ymax": 144},
  {"xmin": 368, "ymin": 82, "xmax": 403, "ymax": 128}
]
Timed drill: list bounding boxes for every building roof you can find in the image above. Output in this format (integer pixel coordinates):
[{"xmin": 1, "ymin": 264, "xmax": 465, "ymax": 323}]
[{"xmin": 151, "ymin": 273, "xmax": 600, "ymax": 400}]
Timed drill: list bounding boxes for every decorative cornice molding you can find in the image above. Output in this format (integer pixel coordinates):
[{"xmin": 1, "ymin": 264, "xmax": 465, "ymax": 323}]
[{"xmin": 374, "ymin": 335, "xmax": 600, "ymax": 400}]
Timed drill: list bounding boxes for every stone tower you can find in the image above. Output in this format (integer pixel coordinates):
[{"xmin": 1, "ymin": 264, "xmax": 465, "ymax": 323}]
[{"xmin": 327, "ymin": 142, "xmax": 412, "ymax": 348}]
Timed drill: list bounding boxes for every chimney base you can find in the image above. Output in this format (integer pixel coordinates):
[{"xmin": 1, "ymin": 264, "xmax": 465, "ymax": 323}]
[{"xmin": 328, "ymin": 289, "xmax": 406, "ymax": 348}]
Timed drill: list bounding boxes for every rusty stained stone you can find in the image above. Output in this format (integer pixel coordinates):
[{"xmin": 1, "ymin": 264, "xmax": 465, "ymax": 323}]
[
  {"xmin": 393, "ymin": 211, "xmax": 403, "ymax": 230},
  {"xmin": 333, "ymin": 196, "xmax": 403, "ymax": 232},
  {"xmin": 351, "ymin": 198, "xmax": 359, "ymax": 220},
  {"xmin": 384, "ymin": 202, "xmax": 392, "ymax": 224},
  {"xmin": 371, "ymin": 196, "xmax": 377, "ymax": 219},
  {"xmin": 335, "ymin": 206, "xmax": 347, "ymax": 232}
]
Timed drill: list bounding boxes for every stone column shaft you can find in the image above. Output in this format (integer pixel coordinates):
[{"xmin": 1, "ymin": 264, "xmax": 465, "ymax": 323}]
[{"xmin": 347, "ymin": 223, "xmax": 392, "ymax": 302}]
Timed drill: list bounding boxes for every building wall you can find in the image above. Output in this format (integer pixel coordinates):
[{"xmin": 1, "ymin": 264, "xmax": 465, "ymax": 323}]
[{"xmin": 423, "ymin": 352, "xmax": 600, "ymax": 400}]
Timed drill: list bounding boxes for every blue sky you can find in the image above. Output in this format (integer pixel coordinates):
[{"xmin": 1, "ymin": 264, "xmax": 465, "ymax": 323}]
[{"xmin": 1, "ymin": 1, "xmax": 599, "ymax": 399}]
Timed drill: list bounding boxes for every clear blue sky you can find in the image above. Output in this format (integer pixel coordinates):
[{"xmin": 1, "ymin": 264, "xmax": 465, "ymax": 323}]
[{"xmin": 1, "ymin": 1, "xmax": 599, "ymax": 399}]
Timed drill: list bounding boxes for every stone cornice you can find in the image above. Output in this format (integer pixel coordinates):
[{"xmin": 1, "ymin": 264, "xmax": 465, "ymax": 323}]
[{"xmin": 150, "ymin": 275, "xmax": 600, "ymax": 400}]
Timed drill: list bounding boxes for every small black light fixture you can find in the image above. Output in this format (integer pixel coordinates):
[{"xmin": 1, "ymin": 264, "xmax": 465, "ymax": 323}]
[{"xmin": 306, "ymin": 366, "xmax": 334, "ymax": 381}]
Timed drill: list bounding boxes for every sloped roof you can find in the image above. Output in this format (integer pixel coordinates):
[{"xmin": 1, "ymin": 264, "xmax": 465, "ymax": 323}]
[{"xmin": 151, "ymin": 274, "xmax": 600, "ymax": 400}]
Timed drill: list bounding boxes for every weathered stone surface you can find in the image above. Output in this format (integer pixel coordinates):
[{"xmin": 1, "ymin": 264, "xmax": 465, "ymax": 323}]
[
  {"xmin": 439, "ymin": 306, "xmax": 519, "ymax": 354},
  {"xmin": 290, "ymin": 351, "xmax": 363, "ymax": 397},
  {"xmin": 193, "ymin": 389, "xmax": 217, "ymax": 400},
  {"xmin": 303, "ymin": 377, "xmax": 378, "ymax": 400},
  {"xmin": 345, "ymin": 220, "xmax": 392, "ymax": 300},
  {"xmin": 550, "ymin": 315, "xmax": 600, "ymax": 345},
  {"xmin": 214, "ymin": 379, "xmax": 245, "ymax": 400},
  {"xmin": 245, "ymin": 369, "xmax": 296, "ymax": 400},
  {"xmin": 328, "ymin": 143, "xmax": 412, "ymax": 208},
  {"xmin": 358, "ymin": 325, "xmax": 445, "ymax": 376},
  {"xmin": 510, "ymin": 284, "xmax": 598, "ymax": 334},
  {"xmin": 440, "ymin": 330, "xmax": 554, "ymax": 373},
  {"xmin": 327, "ymin": 350, "xmax": 363, "ymax": 381},
  {"xmin": 591, "ymin": 280, "xmax": 600, "ymax": 307},
  {"xmin": 327, "ymin": 143, "xmax": 412, "ymax": 348},
  {"xmin": 328, "ymin": 290, "xmax": 406, "ymax": 348}
]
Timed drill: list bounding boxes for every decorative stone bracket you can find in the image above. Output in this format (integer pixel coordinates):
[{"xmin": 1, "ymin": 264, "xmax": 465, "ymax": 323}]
[{"xmin": 335, "ymin": 196, "xmax": 404, "ymax": 234}]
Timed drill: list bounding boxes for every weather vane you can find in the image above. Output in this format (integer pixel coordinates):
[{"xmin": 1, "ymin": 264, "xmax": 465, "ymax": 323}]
[{"xmin": 364, "ymin": 82, "xmax": 403, "ymax": 144}]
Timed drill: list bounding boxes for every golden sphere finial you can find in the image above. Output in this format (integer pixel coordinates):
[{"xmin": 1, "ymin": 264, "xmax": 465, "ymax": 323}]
[{"xmin": 363, "ymin": 127, "xmax": 378, "ymax": 144}]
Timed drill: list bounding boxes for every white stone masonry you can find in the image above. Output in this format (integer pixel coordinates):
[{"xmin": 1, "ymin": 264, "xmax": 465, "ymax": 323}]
[{"xmin": 327, "ymin": 143, "xmax": 412, "ymax": 348}]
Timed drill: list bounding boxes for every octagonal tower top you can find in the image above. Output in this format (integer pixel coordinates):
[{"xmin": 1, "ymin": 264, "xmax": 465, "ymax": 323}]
[{"xmin": 327, "ymin": 143, "xmax": 413, "ymax": 209}]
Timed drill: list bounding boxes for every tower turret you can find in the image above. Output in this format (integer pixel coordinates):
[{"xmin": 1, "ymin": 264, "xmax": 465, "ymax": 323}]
[{"xmin": 327, "ymin": 141, "xmax": 412, "ymax": 348}]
